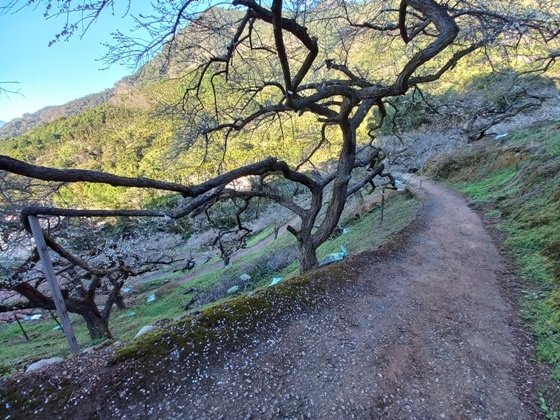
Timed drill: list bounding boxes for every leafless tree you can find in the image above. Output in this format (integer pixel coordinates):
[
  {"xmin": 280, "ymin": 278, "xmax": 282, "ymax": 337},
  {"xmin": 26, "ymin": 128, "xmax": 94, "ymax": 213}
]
[
  {"xmin": 463, "ymin": 76, "xmax": 553, "ymax": 142},
  {"xmin": 0, "ymin": 214, "xmax": 180, "ymax": 338},
  {"xmin": 1, "ymin": 0, "xmax": 559, "ymax": 274},
  {"xmin": 0, "ymin": 172, "xmax": 185, "ymax": 338},
  {"xmin": 377, "ymin": 71, "xmax": 556, "ymax": 146}
]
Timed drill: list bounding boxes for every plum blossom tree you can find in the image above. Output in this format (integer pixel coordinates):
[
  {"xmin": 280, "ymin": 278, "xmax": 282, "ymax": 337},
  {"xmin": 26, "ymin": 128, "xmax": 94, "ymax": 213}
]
[
  {"xmin": 1, "ymin": 204, "xmax": 181, "ymax": 338},
  {"xmin": 0, "ymin": 0, "xmax": 558, "ymax": 336}
]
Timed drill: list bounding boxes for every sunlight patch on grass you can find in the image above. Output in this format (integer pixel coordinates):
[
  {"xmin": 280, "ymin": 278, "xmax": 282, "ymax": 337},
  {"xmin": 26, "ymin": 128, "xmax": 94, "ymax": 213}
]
[{"xmin": 461, "ymin": 167, "xmax": 519, "ymax": 202}]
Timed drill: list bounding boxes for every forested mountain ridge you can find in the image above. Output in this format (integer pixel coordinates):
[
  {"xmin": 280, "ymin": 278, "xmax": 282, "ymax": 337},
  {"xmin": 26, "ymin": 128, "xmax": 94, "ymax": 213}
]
[
  {"xmin": 0, "ymin": 4, "xmax": 557, "ymax": 210},
  {"xmin": 0, "ymin": 7, "xmax": 240, "ymax": 141},
  {"xmin": 0, "ymin": 88, "xmax": 114, "ymax": 140}
]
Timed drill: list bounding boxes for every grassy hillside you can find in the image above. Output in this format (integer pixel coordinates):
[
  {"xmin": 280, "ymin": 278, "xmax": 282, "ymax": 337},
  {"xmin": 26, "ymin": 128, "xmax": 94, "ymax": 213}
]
[
  {"xmin": 426, "ymin": 122, "xmax": 560, "ymax": 409},
  {"xmin": 0, "ymin": 190, "xmax": 419, "ymax": 376},
  {"xmin": 2, "ymin": 1, "xmax": 556, "ymax": 210}
]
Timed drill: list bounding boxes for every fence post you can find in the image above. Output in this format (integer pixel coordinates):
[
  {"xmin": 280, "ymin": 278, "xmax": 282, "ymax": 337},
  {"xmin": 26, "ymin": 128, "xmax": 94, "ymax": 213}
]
[
  {"xmin": 380, "ymin": 188, "xmax": 385, "ymax": 225},
  {"xmin": 28, "ymin": 216, "xmax": 80, "ymax": 353}
]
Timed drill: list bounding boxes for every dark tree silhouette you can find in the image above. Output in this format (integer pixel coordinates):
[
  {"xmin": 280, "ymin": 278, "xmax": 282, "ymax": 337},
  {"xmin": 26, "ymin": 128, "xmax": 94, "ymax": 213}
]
[{"xmin": 1, "ymin": 0, "xmax": 558, "ymax": 274}]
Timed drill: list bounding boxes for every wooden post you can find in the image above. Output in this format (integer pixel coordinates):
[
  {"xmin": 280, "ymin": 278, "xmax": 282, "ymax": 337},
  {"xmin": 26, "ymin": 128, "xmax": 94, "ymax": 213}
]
[{"xmin": 28, "ymin": 216, "xmax": 80, "ymax": 353}]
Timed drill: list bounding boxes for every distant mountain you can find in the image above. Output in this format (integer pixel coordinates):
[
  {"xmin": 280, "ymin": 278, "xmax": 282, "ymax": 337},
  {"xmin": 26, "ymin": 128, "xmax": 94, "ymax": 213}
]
[
  {"xmin": 0, "ymin": 89, "xmax": 114, "ymax": 140},
  {"xmin": 0, "ymin": 11, "xmax": 225, "ymax": 141}
]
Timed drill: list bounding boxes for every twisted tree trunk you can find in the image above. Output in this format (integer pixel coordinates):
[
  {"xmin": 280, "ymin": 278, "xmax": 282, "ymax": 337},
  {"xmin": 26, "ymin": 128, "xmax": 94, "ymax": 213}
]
[
  {"xmin": 295, "ymin": 117, "xmax": 357, "ymax": 272},
  {"xmin": 81, "ymin": 304, "xmax": 112, "ymax": 340}
]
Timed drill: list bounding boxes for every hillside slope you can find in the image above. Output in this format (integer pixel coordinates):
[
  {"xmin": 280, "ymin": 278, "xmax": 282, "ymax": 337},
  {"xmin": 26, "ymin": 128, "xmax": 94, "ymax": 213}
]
[
  {"xmin": 427, "ymin": 121, "xmax": 560, "ymax": 410},
  {"xmin": 1, "ymin": 2, "xmax": 556, "ymax": 210},
  {"xmin": 0, "ymin": 89, "xmax": 115, "ymax": 140},
  {"xmin": 0, "ymin": 178, "xmax": 547, "ymax": 418}
]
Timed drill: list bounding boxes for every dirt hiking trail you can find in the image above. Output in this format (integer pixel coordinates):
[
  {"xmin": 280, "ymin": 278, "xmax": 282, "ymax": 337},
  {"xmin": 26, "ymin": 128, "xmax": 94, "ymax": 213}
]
[
  {"xmin": 1, "ymin": 178, "xmax": 539, "ymax": 419},
  {"xmin": 117, "ymin": 178, "xmax": 537, "ymax": 419}
]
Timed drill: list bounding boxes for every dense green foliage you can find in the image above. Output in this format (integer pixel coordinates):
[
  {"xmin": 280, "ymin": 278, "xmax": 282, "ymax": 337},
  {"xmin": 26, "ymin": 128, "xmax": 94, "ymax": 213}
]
[
  {"xmin": 0, "ymin": 105, "xmax": 178, "ymax": 207},
  {"xmin": 0, "ymin": 77, "xmax": 340, "ymax": 208},
  {"xmin": 0, "ymin": 89, "xmax": 113, "ymax": 140}
]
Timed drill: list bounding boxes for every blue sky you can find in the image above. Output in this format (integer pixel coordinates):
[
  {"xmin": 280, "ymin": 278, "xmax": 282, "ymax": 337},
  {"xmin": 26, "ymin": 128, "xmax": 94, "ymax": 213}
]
[{"xmin": 0, "ymin": 3, "xmax": 150, "ymax": 122}]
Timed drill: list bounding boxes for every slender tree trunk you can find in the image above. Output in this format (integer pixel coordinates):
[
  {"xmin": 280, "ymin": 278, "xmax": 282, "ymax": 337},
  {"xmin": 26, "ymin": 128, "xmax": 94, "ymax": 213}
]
[
  {"xmin": 317, "ymin": 119, "xmax": 355, "ymax": 238},
  {"xmin": 301, "ymin": 119, "xmax": 355, "ymax": 269},
  {"xmin": 102, "ymin": 281, "xmax": 126, "ymax": 322},
  {"xmin": 294, "ymin": 120, "xmax": 356, "ymax": 273},
  {"xmin": 115, "ymin": 293, "xmax": 126, "ymax": 310}
]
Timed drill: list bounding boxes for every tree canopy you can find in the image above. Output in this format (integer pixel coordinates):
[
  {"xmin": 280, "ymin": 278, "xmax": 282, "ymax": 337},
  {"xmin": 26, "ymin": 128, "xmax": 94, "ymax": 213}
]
[{"xmin": 0, "ymin": 0, "xmax": 558, "ymax": 337}]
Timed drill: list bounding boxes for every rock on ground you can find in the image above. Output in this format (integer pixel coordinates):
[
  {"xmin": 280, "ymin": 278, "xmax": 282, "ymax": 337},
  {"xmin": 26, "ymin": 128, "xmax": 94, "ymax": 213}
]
[
  {"xmin": 134, "ymin": 325, "xmax": 158, "ymax": 339},
  {"xmin": 26, "ymin": 357, "xmax": 64, "ymax": 373}
]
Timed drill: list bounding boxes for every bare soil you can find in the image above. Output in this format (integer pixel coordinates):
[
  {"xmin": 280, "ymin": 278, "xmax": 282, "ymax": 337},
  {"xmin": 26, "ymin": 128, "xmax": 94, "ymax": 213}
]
[
  {"xmin": 1, "ymin": 178, "xmax": 543, "ymax": 419},
  {"xmin": 120, "ymin": 178, "xmax": 542, "ymax": 418}
]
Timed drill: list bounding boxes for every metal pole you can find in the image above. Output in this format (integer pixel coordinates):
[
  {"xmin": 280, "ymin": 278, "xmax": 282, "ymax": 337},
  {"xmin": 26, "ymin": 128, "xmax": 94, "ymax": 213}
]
[
  {"xmin": 48, "ymin": 309, "xmax": 64, "ymax": 331},
  {"xmin": 28, "ymin": 216, "xmax": 80, "ymax": 353},
  {"xmin": 14, "ymin": 314, "xmax": 29, "ymax": 341},
  {"xmin": 380, "ymin": 188, "xmax": 385, "ymax": 225}
]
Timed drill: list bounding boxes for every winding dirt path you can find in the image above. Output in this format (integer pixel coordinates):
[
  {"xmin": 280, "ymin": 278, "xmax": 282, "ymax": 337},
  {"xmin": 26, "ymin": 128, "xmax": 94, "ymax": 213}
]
[
  {"xmin": 2, "ymin": 178, "xmax": 538, "ymax": 418},
  {"xmin": 123, "ymin": 178, "xmax": 537, "ymax": 418}
]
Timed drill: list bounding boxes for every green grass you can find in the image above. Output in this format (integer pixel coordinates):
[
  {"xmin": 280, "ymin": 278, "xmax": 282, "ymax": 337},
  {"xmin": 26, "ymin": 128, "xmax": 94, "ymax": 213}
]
[
  {"xmin": 317, "ymin": 193, "xmax": 419, "ymax": 255},
  {"xmin": 461, "ymin": 168, "xmax": 519, "ymax": 202},
  {"xmin": 504, "ymin": 224, "xmax": 557, "ymax": 285},
  {"xmin": 484, "ymin": 209, "xmax": 501, "ymax": 218},
  {"xmin": 427, "ymin": 121, "xmax": 560, "ymax": 410},
  {"xmin": 274, "ymin": 193, "xmax": 420, "ymax": 279},
  {"xmin": 0, "ymin": 310, "xmax": 123, "ymax": 375},
  {"xmin": 134, "ymin": 272, "xmax": 181, "ymax": 293},
  {"xmin": 0, "ymin": 190, "xmax": 420, "ymax": 375},
  {"xmin": 245, "ymin": 226, "xmax": 275, "ymax": 248}
]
